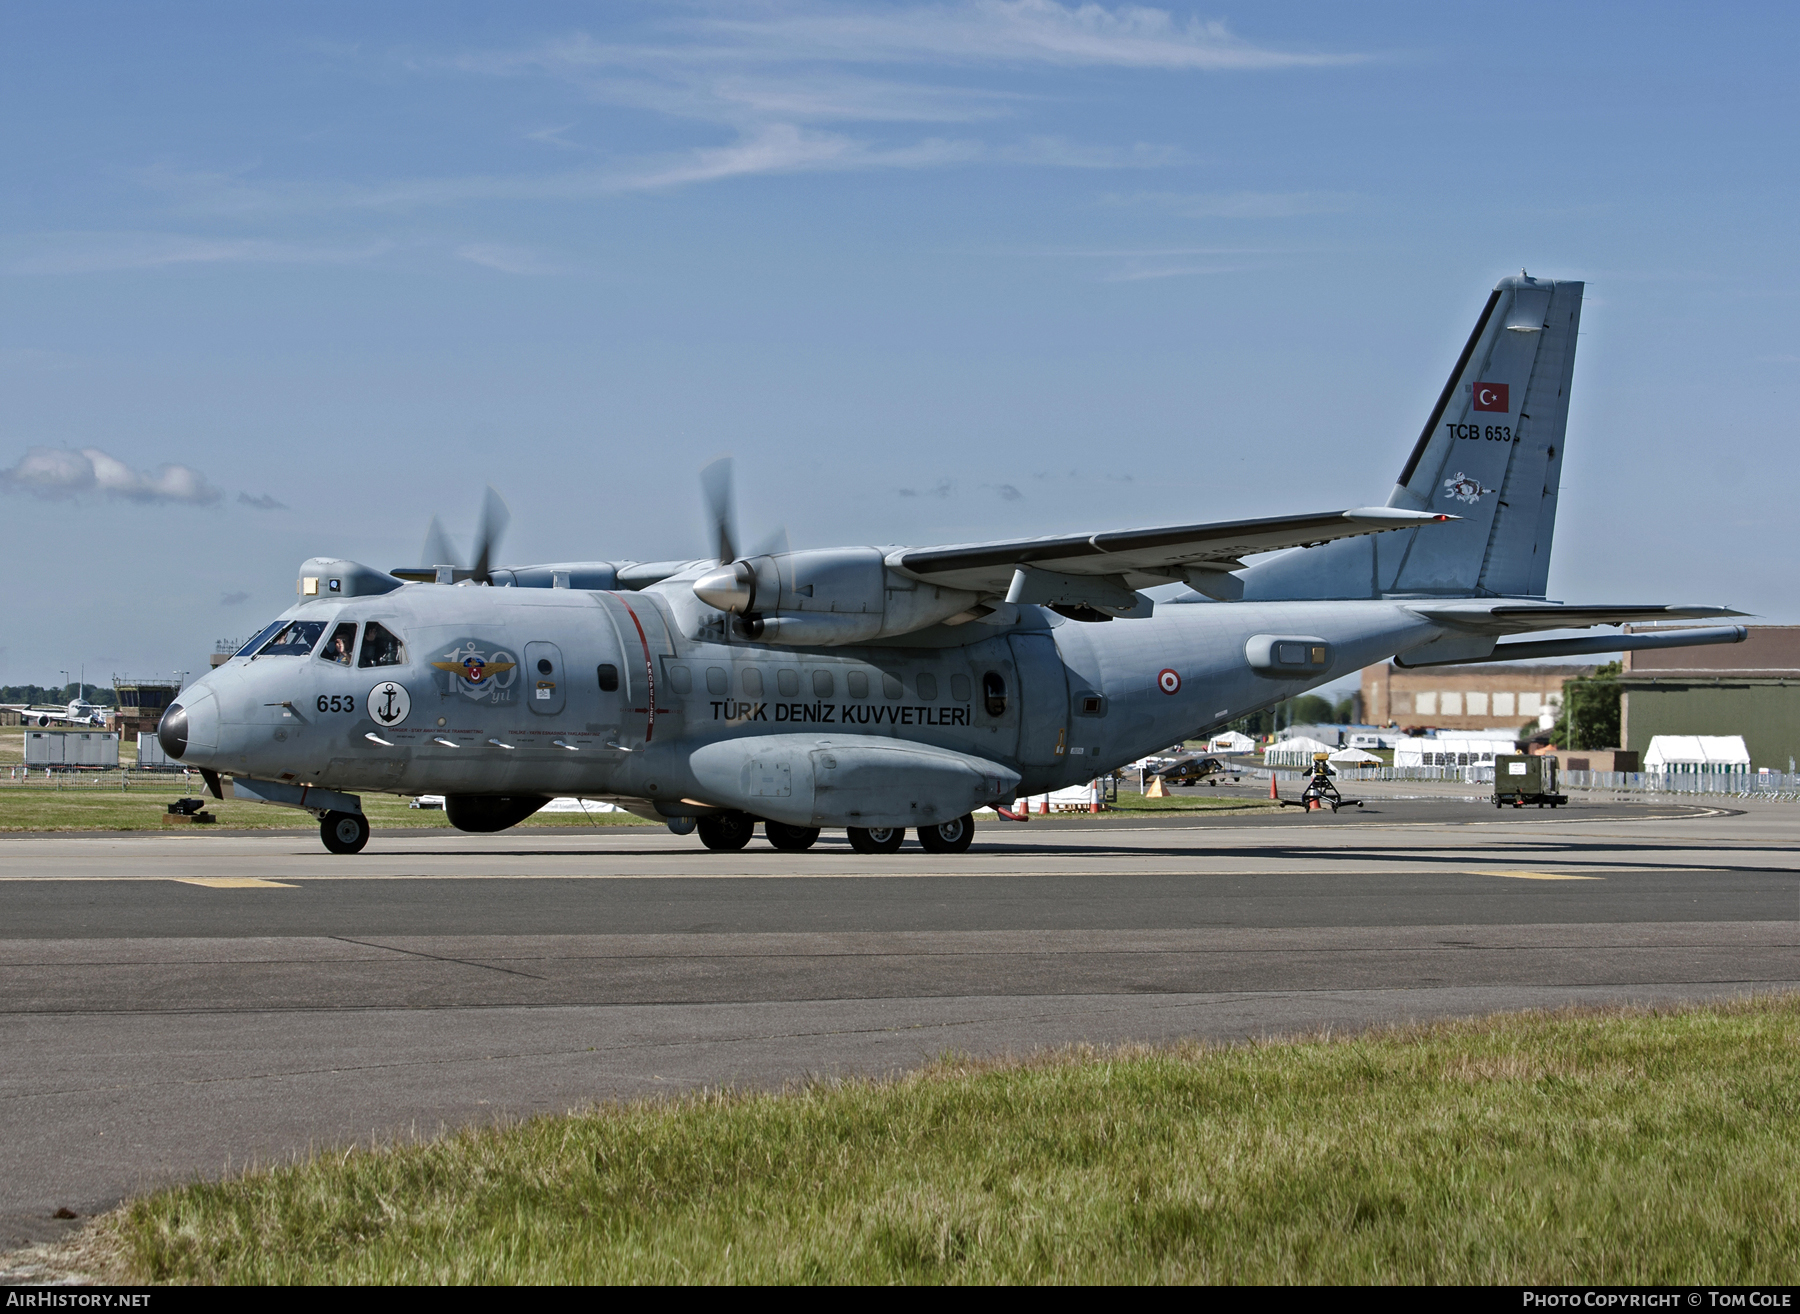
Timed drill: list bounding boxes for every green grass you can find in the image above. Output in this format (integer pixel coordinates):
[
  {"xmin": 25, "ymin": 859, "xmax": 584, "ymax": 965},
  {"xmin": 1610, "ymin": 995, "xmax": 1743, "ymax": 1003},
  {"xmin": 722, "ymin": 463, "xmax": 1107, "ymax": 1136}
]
[
  {"xmin": 1104, "ymin": 791, "xmax": 1279, "ymax": 815},
  {"xmin": 101, "ymin": 997, "xmax": 1800, "ymax": 1284}
]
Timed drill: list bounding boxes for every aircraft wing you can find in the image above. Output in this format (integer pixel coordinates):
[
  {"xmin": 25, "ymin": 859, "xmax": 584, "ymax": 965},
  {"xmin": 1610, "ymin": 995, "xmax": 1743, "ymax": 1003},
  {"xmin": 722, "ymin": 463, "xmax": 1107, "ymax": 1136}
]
[
  {"xmin": 893, "ymin": 507, "xmax": 1453, "ymax": 595},
  {"xmin": 1407, "ymin": 602, "xmax": 1747, "ymax": 634}
]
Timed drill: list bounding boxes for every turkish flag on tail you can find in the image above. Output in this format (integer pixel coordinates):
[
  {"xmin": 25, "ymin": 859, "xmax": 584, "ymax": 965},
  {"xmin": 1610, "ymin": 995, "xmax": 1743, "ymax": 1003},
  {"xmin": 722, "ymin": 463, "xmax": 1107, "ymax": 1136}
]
[{"xmin": 1472, "ymin": 382, "xmax": 1510, "ymax": 412}]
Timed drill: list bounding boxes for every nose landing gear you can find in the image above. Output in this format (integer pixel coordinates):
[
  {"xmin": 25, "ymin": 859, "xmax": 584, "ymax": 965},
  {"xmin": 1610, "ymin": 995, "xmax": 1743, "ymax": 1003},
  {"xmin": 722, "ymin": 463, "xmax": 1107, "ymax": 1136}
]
[{"xmin": 320, "ymin": 810, "xmax": 371, "ymax": 854}]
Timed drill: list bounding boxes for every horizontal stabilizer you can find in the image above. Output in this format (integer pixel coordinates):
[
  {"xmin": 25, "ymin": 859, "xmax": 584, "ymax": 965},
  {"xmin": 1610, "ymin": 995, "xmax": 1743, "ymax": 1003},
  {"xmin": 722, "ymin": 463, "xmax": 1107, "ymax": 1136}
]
[
  {"xmin": 897, "ymin": 507, "xmax": 1452, "ymax": 595},
  {"xmin": 1407, "ymin": 602, "xmax": 1747, "ymax": 635},
  {"xmin": 1397, "ymin": 624, "xmax": 1748, "ymax": 669}
]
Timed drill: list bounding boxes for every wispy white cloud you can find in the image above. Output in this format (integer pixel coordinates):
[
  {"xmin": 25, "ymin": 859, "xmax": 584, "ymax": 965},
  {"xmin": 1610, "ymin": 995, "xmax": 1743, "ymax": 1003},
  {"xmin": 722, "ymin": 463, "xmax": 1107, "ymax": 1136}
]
[
  {"xmin": 1099, "ymin": 260, "xmax": 1241, "ymax": 281},
  {"xmin": 1104, "ymin": 189, "xmax": 1358, "ymax": 217},
  {"xmin": 456, "ymin": 242, "xmax": 564, "ymax": 275},
  {"xmin": 510, "ymin": 3, "xmax": 1361, "ymax": 76},
  {"xmin": 109, "ymin": 4, "xmax": 1363, "ymax": 221},
  {"xmin": 1, "ymin": 447, "xmax": 222, "ymax": 505},
  {"xmin": 404, "ymin": 4, "xmax": 1362, "ymax": 196},
  {"xmin": 237, "ymin": 492, "xmax": 287, "ymax": 510},
  {"xmin": 1, "ymin": 231, "xmax": 393, "ymax": 275}
]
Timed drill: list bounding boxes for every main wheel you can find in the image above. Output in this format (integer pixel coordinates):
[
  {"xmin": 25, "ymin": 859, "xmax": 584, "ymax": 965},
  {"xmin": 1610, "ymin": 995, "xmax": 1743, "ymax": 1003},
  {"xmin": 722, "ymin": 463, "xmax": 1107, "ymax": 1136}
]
[
  {"xmin": 765, "ymin": 820, "xmax": 820, "ymax": 852},
  {"xmin": 320, "ymin": 810, "xmax": 370, "ymax": 855},
  {"xmin": 917, "ymin": 814, "xmax": 974, "ymax": 854},
  {"xmin": 846, "ymin": 825, "xmax": 905, "ymax": 854},
  {"xmin": 696, "ymin": 812, "xmax": 755, "ymax": 851}
]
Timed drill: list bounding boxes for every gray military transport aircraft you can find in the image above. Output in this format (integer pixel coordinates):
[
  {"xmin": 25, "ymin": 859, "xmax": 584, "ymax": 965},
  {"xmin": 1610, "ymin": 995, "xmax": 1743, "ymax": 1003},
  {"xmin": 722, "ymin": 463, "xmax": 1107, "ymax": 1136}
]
[{"xmin": 158, "ymin": 272, "xmax": 1746, "ymax": 855}]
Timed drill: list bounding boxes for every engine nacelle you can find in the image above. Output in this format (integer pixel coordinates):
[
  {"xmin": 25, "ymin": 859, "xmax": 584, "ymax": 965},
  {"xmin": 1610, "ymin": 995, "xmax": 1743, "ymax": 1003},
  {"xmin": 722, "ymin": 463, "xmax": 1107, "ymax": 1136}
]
[
  {"xmin": 688, "ymin": 734, "xmax": 1018, "ymax": 829},
  {"xmin": 692, "ymin": 547, "xmax": 979, "ymax": 645}
]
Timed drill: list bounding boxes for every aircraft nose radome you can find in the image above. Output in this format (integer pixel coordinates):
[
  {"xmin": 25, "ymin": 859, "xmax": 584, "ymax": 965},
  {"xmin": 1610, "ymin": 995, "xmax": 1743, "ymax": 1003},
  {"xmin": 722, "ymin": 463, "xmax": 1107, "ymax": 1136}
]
[
  {"xmin": 166, "ymin": 688, "xmax": 220, "ymax": 759},
  {"xmin": 158, "ymin": 704, "xmax": 188, "ymax": 759}
]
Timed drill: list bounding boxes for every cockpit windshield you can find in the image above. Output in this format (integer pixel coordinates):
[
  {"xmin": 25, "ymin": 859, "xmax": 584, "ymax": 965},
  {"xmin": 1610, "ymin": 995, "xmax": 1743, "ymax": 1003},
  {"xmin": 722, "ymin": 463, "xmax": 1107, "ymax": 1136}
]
[
  {"xmin": 357, "ymin": 621, "xmax": 406, "ymax": 668},
  {"xmin": 235, "ymin": 620, "xmax": 287, "ymax": 658},
  {"xmin": 256, "ymin": 620, "xmax": 328, "ymax": 657}
]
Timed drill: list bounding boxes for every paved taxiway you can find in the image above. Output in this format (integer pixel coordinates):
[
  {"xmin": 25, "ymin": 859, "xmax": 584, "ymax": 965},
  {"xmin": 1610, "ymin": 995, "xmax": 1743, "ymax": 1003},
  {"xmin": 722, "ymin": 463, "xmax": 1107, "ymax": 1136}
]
[{"xmin": 4, "ymin": 795, "xmax": 1798, "ymax": 1247}]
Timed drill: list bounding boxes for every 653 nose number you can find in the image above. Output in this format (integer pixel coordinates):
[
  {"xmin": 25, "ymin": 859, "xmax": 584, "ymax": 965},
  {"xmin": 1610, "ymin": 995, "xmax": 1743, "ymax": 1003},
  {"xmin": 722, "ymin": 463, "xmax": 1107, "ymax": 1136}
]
[{"xmin": 316, "ymin": 695, "xmax": 355, "ymax": 713}]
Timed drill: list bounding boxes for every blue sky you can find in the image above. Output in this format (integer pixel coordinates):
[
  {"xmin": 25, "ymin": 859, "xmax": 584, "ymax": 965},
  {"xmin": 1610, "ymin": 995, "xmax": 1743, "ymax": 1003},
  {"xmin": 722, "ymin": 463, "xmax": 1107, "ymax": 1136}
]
[{"xmin": 2, "ymin": 2, "xmax": 1795, "ymax": 688}]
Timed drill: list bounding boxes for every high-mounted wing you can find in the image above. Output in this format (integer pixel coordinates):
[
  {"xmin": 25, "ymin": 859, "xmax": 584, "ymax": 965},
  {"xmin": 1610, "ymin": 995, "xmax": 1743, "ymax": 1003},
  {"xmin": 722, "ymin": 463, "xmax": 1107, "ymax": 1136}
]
[{"xmin": 893, "ymin": 507, "xmax": 1453, "ymax": 598}]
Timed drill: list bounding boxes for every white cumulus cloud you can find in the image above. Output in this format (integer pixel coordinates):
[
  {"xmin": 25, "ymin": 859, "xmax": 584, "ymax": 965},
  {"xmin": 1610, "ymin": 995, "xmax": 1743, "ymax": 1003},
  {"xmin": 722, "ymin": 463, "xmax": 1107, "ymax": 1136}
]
[{"xmin": 0, "ymin": 446, "xmax": 222, "ymax": 505}]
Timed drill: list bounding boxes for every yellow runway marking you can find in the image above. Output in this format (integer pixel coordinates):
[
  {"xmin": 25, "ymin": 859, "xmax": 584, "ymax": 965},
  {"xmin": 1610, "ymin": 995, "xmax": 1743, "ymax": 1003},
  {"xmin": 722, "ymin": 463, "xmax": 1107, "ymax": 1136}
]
[
  {"xmin": 170, "ymin": 877, "xmax": 297, "ymax": 889},
  {"xmin": 1473, "ymin": 870, "xmax": 1604, "ymax": 881}
]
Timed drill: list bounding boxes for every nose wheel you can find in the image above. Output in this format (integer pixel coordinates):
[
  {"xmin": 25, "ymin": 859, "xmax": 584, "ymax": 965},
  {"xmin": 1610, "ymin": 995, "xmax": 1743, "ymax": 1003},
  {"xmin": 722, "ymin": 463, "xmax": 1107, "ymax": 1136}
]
[{"xmin": 320, "ymin": 810, "xmax": 371, "ymax": 855}]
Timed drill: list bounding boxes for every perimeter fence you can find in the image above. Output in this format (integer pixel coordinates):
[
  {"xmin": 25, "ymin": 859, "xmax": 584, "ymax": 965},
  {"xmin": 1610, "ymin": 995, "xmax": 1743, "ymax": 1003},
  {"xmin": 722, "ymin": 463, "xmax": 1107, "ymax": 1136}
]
[{"xmin": 1276, "ymin": 763, "xmax": 1800, "ymax": 801}]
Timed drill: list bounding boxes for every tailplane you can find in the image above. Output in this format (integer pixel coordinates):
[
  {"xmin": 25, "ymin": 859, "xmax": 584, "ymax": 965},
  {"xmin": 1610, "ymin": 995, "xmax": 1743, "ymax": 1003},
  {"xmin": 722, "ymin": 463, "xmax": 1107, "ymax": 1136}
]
[{"xmin": 1239, "ymin": 272, "xmax": 1582, "ymax": 600}]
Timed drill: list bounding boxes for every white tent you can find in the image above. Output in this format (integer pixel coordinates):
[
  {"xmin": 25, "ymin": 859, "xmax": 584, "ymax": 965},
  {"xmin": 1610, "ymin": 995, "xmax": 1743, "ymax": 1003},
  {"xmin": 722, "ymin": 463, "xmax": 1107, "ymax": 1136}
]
[
  {"xmin": 1208, "ymin": 730, "xmax": 1255, "ymax": 754},
  {"xmin": 1263, "ymin": 735, "xmax": 1337, "ymax": 766},
  {"xmin": 1643, "ymin": 735, "xmax": 1751, "ymax": 772},
  {"xmin": 1394, "ymin": 735, "xmax": 1516, "ymax": 768},
  {"xmin": 1327, "ymin": 747, "xmax": 1382, "ymax": 765}
]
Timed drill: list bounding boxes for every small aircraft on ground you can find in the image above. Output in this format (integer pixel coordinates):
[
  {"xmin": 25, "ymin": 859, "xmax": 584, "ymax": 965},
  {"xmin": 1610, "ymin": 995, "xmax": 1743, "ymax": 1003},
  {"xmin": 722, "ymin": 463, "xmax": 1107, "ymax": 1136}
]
[
  {"xmin": 5, "ymin": 697, "xmax": 108, "ymax": 728},
  {"xmin": 156, "ymin": 272, "xmax": 1746, "ymax": 854}
]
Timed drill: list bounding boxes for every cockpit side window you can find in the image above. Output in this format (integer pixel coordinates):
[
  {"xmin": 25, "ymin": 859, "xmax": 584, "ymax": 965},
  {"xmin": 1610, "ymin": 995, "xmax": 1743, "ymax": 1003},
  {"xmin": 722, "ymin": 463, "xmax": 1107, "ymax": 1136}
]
[
  {"xmin": 235, "ymin": 620, "xmax": 286, "ymax": 658},
  {"xmin": 257, "ymin": 620, "xmax": 328, "ymax": 657},
  {"xmin": 322, "ymin": 622, "xmax": 358, "ymax": 666},
  {"xmin": 357, "ymin": 621, "xmax": 406, "ymax": 668}
]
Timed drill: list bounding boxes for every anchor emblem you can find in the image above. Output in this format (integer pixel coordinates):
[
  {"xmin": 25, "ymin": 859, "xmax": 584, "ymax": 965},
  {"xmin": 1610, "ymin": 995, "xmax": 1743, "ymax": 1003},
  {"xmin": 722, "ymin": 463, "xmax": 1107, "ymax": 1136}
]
[{"xmin": 366, "ymin": 681, "xmax": 411, "ymax": 726}]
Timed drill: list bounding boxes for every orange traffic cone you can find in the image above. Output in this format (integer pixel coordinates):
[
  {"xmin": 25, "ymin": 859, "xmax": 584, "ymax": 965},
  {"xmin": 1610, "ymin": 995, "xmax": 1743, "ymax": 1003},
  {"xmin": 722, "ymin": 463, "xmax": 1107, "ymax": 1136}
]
[{"xmin": 1268, "ymin": 773, "xmax": 1279, "ymax": 800}]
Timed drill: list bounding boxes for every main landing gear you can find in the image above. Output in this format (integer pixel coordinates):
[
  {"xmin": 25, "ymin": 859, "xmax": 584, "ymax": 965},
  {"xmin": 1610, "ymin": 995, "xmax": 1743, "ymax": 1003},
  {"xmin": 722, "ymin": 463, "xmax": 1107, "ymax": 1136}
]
[
  {"xmin": 690, "ymin": 811, "xmax": 977, "ymax": 854},
  {"xmin": 765, "ymin": 820, "xmax": 822, "ymax": 852},
  {"xmin": 320, "ymin": 810, "xmax": 370, "ymax": 855},
  {"xmin": 848, "ymin": 816, "xmax": 974, "ymax": 854}
]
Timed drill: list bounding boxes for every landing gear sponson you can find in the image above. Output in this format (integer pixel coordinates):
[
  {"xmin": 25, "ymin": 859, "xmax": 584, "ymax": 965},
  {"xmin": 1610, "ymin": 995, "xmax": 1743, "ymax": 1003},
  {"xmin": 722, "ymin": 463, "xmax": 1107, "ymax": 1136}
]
[{"xmin": 692, "ymin": 810, "xmax": 975, "ymax": 854}]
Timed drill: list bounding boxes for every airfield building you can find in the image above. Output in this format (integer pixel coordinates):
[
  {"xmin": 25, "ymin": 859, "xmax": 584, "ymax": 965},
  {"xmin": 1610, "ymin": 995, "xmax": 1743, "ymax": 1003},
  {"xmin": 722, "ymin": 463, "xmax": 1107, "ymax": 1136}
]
[
  {"xmin": 1360, "ymin": 663, "xmax": 1593, "ymax": 733},
  {"xmin": 111, "ymin": 677, "xmax": 180, "ymax": 739},
  {"xmin": 1619, "ymin": 626, "xmax": 1800, "ymax": 772}
]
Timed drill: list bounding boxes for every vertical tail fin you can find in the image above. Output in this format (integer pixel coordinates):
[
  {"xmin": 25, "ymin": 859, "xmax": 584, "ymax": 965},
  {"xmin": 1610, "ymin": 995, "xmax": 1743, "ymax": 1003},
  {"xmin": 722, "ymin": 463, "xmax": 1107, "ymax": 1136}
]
[{"xmin": 1241, "ymin": 272, "xmax": 1582, "ymax": 600}]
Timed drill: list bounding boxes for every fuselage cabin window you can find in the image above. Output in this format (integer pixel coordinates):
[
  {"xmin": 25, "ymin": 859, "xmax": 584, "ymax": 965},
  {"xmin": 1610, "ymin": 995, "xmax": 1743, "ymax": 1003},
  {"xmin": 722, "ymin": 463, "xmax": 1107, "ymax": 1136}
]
[
  {"xmin": 742, "ymin": 667, "xmax": 764, "ymax": 697},
  {"xmin": 356, "ymin": 622, "xmax": 406, "ymax": 668},
  {"xmin": 812, "ymin": 670, "xmax": 834, "ymax": 699},
  {"xmin": 321, "ymin": 622, "xmax": 357, "ymax": 666},
  {"xmin": 917, "ymin": 673, "xmax": 938, "ymax": 701},
  {"xmin": 706, "ymin": 667, "xmax": 728, "ymax": 696},
  {"xmin": 950, "ymin": 674, "xmax": 971, "ymax": 702},
  {"xmin": 982, "ymin": 672, "xmax": 1007, "ymax": 717},
  {"xmin": 668, "ymin": 666, "xmax": 693, "ymax": 695},
  {"xmin": 596, "ymin": 664, "xmax": 620, "ymax": 693},
  {"xmin": 882, "ymin": 673, "xmax": 903, "ymax": 700},
  {"xmin": 846, "ymin": 671, "xmax": 869, "ymax": 699},
  {"xmin": 777, "ymin": 669, "xmax": 800, "ymax": 697},
  {"xmin": 259, "ymin": 620, "xmax": 327, "ymax": 657}
]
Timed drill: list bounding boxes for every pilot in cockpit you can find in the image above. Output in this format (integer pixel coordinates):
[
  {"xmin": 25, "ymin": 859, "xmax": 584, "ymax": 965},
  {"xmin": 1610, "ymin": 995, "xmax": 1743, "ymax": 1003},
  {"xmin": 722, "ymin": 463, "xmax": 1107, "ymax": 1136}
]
[{"xmin": 324, "ymin": 622, "xmax": 356, "ymax": 666}]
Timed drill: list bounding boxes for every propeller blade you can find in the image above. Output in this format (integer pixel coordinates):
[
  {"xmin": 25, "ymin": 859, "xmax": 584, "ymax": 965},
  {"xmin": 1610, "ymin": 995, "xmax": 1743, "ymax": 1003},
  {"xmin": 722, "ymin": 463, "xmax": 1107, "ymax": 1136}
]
[
  {"xmin": 469, "ymin": 486, "xmax": 511, "ymax": 585},
  {"xmin": 699, "ymin": 456, "xmax": 738, "ymax": 565},
  {"xmin": 748, "ymin": 524, "xmax": 790, "ymax": 559},
  {"xmin": 420, "ymin": 515, "xmax": 460, "ymax": 569}
]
